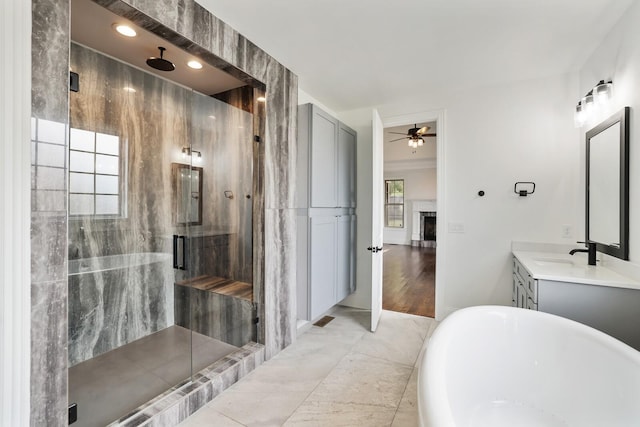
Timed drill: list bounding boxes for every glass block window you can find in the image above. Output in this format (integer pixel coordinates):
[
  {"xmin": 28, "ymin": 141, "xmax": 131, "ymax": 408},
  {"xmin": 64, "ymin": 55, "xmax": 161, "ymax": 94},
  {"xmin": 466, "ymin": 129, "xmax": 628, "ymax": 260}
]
[
  {"xmin": 385, "ymin": 179, "xmax": 404, "ymax": 228},
  {"xmin": 31, "ymin": 118, "xmax": 67, "ymax": 212},
  {"xmin": 69, "ymin": 128, "xmax": 123, "ymax": 217}
]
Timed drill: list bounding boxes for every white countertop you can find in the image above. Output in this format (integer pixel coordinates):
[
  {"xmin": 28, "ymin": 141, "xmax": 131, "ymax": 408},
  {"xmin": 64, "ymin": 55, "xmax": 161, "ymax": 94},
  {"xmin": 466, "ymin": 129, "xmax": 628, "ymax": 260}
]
[{"xmin": 513, "ymin": 251, "xmax": 640, "ymax": 290}]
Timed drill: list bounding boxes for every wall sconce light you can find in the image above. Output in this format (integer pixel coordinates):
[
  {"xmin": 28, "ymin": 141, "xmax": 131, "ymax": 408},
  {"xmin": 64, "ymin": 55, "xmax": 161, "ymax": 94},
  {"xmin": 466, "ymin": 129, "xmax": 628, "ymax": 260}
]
[
  {"xmin": 574, "ymin": 79, "xmax": 613, "ymax": 128},
  {"xmin": 594, "ymin": 80, "xmax": 612, "ymax": 103},
  {"xmin": 181, "ymin": 147, "xmax": 202, "ymax": 163},
  {"xmin": 574, "ymin": 101, "xmax": 586, "ymax": 128}
]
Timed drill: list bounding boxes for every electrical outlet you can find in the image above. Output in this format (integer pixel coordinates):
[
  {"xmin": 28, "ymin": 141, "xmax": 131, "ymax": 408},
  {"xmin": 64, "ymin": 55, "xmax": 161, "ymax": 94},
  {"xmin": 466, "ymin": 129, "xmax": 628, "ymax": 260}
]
[
  {"xmin": 562, "ymin": 225, "xmax": 572, "ymax": 238},
  {"xmin": 448, "ymin": 222, "xmax": 465, "ymax": 233}
]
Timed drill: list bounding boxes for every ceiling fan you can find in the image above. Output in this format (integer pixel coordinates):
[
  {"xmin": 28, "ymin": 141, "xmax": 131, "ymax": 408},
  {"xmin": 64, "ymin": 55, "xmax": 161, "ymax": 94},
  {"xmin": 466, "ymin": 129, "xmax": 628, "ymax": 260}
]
[{"xmin": 389, "ymin": 124, "xmax": 436, "ymax": 148}]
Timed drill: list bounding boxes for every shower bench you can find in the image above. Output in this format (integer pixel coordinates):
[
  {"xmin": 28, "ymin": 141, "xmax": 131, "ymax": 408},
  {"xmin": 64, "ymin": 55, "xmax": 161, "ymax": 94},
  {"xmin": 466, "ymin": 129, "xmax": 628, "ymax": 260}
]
[{"xmin": 174, "ymin": 275, "xmax": 255, "ymax": 347}]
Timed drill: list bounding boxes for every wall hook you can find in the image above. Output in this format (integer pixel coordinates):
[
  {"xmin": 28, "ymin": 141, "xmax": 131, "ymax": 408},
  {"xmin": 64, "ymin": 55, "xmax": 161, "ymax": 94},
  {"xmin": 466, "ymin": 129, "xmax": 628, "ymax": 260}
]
[
  {"xmin": 224, "ymin": 190, "xmax": 234, "ymax": 199},
  {"xmin": 514, "ymin": 182, "xmax": 535, "ymax": 197}
]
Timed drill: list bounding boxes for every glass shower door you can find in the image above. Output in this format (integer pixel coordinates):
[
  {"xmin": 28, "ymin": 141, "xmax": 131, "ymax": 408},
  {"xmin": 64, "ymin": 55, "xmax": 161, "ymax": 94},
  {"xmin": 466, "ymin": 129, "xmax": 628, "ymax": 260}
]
[
  {"xmin": 176, "ymin": 89, "xmax": 257, "ymax": 378},
  {"xmin": 67, "ymin": 41, "xmax": 192, "ymax": 426}
]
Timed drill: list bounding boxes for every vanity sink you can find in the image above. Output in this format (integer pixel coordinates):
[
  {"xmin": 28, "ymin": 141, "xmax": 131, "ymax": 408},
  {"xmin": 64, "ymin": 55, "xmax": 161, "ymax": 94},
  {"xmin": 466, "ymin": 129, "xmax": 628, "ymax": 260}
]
[{"xmin": 532, "ymin": 257, "xmax": 574, "ymax": 267}]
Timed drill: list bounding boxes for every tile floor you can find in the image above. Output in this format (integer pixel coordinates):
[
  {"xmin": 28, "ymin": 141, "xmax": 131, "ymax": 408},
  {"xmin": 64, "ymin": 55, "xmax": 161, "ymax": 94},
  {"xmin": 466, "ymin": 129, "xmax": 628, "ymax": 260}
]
[
  {"xmin": 69, "ymin": 326, "xmax": 239, "ymax": 427},
  {"xmin": 178, "ymin": 307, "xmax": 439, "ymax": 427}
]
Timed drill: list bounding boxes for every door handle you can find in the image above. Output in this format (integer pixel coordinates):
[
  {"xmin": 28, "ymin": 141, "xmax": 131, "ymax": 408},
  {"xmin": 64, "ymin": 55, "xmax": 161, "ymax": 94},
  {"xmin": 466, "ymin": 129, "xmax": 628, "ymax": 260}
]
[
  {"xmin": 173, "ymin": 235, "xmax": 179, "ymax": 268},
  {"xmin": 180, "ymin": 235, "xmax": 187, "ymax": 270},
  {"xmin": 173, "ymin": 235, "xmax": 187, "ymax": 270}
]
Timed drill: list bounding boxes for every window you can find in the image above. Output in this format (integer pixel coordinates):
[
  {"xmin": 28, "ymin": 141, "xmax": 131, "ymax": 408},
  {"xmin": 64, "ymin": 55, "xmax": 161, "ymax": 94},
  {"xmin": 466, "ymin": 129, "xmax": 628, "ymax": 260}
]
[
  {"xmin": 385, "ymin": 179, "xmax": 404, "ymax": 228},
  {"xmin": 69, "ymin": 128, "xmax": 124, "ymax": 217}
]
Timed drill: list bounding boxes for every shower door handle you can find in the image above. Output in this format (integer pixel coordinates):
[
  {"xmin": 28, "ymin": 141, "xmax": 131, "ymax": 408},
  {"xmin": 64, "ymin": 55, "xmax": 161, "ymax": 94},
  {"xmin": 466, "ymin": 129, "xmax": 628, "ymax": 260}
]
[
  {"xmin": 173, "ymin": 235, "xmax": 179, "ymax": 269},
  {"xmin": 173, "ymin": 235, "xmax": 187, "ymax": 270}
]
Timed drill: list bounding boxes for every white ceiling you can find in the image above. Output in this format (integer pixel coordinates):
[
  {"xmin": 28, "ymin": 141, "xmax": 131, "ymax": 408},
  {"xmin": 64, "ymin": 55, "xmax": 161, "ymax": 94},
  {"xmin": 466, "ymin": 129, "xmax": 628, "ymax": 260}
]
[{"xmin": 199, "ymin": 0, "xmax": 633, "ymax": 112}]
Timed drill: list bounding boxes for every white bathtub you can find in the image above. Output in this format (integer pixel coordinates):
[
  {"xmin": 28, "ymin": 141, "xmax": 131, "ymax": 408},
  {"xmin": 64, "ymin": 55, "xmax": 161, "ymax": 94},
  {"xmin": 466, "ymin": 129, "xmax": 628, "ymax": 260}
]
[{"xmin": 418, "ymin": 306, "xmax": 640, "ymax": 427}]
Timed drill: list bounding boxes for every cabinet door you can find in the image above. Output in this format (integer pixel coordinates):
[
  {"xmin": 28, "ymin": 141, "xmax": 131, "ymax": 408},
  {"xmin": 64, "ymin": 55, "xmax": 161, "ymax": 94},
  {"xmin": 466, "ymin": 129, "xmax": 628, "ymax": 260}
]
[
  {"xmin": 336, "ymin": 215, "xmax": 355, "ymax": 301},
  {"xmin": 337, "ymin": 124, "xmax": 356, "ymax": 208},
  {"xmin": 310, "ymin": 216, "xmax": 337, "ymax": 318},
  {"xmin": 310, "ymin": 107, "xmax": 338, "ymax": 207}
]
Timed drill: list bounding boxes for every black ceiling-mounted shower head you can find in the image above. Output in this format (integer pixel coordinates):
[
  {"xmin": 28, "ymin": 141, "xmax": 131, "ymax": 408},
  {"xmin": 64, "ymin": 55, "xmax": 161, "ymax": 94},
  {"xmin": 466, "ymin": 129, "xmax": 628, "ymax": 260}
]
[{"xmin": 146, "ymin": 46, "xmax": 175, "ymax": 72}]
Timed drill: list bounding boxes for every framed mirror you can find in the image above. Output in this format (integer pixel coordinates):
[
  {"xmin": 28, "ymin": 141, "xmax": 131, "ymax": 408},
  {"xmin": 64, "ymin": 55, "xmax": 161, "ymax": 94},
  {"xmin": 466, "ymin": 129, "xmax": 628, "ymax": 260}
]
[
  {"xmin": 172, "ymin": 163, "xmax": 203, "ymax": 225},
  {"xmin": 586, "ymin": 107, "xmax": 630, "ymax": 260}
]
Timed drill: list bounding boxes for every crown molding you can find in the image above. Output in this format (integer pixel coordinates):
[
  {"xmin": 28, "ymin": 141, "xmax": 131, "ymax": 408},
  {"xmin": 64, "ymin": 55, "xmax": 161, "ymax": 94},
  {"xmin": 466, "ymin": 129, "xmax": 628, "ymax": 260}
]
[{"xmin": 384, "ymin": 158, "xmax": 437, "ymax": 172}]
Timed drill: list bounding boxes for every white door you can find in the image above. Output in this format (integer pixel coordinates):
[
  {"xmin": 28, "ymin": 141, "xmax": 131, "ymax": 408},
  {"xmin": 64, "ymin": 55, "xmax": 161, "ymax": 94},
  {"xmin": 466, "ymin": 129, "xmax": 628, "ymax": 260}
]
[{"xmin": 370, "ymin": 109, "xmax": 384, "ymax": 331}]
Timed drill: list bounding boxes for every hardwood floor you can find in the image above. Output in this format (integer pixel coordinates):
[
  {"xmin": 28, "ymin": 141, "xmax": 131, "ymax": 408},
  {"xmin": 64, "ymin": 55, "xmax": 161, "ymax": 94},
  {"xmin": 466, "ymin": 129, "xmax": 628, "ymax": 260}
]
[{"xmin": 383, "ymin": 244, "xmax": 435, "ymax": 318}]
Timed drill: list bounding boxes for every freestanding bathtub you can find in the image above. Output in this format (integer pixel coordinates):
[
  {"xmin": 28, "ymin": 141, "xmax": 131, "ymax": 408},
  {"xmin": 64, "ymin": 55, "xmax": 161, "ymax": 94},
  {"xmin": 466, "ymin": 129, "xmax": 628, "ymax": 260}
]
[{"xmin": 418, "ymin": 306, "xmax": 640, "ymax": 427}]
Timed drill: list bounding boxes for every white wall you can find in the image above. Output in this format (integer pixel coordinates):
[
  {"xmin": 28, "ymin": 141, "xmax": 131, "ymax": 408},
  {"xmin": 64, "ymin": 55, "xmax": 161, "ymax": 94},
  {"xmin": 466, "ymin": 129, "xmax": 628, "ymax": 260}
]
[
  {"xmin": 383, "ymin": 167, "xmax": 437, "ymax": 245},
  {"xmin": 337, "ymin": 73, "xmax": 581, "ymax": 316},
  {"xmin": 578, "ymin": 0, "xmax": 640, "ymax": 262}
]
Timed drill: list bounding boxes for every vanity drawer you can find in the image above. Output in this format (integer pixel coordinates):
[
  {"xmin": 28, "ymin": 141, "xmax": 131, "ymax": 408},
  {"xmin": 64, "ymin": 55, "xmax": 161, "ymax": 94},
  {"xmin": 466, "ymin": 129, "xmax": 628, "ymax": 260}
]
[{"xmin": 526, "ymin": 276, "xmax": 538, "ymax": 303}]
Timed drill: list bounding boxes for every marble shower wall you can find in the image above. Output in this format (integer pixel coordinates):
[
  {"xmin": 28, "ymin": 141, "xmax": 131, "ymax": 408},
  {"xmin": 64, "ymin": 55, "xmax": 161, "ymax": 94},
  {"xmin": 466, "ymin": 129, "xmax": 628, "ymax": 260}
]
[
  {"xmin": 67, "ymin": 256, "xmax": 175, "ymax": 366},
  {"xmin": 191, "ymin": 91, "xmax": 254, "ymax": 283},
  {"xmin": 32, "ymin": 0, "xmax": 297, "ymax": 423},
  {"xmin": 31, "ymin": 0, "xmax": 70, "ymax": 424},
  {"xmin": 68, "ymin": 43, "xmax": 254, "ymax": 363},
  {"xmin": 69, "ymin": 42, "xmax": 189, "ymax": 260}
]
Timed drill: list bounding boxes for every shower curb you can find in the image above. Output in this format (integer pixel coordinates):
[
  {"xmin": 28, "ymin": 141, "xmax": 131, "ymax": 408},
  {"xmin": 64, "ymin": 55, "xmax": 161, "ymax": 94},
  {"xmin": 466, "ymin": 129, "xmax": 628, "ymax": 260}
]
[{"xmin": 108, "ymin": 342, "xmax": 265, "ymax": 427}]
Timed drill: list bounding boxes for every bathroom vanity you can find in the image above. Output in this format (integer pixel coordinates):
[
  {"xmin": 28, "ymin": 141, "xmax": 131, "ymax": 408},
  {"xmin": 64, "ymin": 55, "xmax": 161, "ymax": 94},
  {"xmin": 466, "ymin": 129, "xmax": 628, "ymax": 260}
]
[{"xmin": 512, "ymin": 251, "xmax": 640, "ymax": 350}]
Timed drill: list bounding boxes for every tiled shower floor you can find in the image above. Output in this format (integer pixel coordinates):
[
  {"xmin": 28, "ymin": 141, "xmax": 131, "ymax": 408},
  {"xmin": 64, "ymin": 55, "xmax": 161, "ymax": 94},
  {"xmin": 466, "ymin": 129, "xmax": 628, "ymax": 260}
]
[{"xmin": 69, "ymin": 326, "xmax": 238, "ymax": 427}]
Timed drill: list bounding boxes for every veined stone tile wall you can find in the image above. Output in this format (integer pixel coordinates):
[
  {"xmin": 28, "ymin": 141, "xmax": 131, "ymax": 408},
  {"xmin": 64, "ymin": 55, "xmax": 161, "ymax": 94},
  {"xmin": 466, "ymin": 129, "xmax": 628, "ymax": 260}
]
[{"xmin": 31, "ymin": 0, "xmax": 297, "ymax": 424}]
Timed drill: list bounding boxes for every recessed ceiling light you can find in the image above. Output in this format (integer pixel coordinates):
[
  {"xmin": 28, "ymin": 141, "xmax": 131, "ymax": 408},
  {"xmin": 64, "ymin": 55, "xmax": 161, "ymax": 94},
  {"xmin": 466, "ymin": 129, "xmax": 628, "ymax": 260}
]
[
  {"xmin": 123, "ymin": 86, "xmax": 136, "ymax": 93},
  {"xmin": 113, "ymin": 23, "xmax": 137, "ymax": 37},
  {"xmin": 257, "ymin": 96, "xmax": 266, "ymax": 102},
  {"xmin": 208, "ymin": 115, "xmax": 216, "ymax": 120},
  {"xmin": 187, "ymin": 60, "xmax": 203, "ymax": 70}
]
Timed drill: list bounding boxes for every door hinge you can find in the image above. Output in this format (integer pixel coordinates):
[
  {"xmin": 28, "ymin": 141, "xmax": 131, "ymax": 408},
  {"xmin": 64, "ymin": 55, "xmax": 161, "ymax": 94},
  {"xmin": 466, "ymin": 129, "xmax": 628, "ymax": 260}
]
[
  {"xmin": 254, "ymin": 135, "xmax": 261, "ymax": 143},
  {"xmin": 253, "ymin": 316, "xmax": 260, "ymax": 324},
  {"xmin": 68, "ymin": 403, "xmax": 78, "ymax": 424},
  {"xmin": 70, "ymin": 72, "xmax": 79, "ymax": 92}
]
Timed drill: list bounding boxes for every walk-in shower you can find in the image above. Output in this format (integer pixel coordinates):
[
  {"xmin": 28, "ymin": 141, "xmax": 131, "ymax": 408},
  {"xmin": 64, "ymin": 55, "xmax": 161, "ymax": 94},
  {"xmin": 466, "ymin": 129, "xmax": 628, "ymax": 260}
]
[{"xmin": 67, "ymin": 0, "xmax": 265, "ymax": 424}]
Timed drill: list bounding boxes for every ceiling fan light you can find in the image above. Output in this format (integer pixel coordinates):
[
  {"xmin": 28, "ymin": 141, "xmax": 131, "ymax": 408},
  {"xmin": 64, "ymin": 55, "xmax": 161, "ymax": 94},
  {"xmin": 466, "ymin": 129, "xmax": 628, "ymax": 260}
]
[
  {"xmin": 407, "ymin": 139, "xmax": 413, "ymax": 147},
  {"xmin": 417, "ymin": 138, "xmax": 424, "ymax": 146}
]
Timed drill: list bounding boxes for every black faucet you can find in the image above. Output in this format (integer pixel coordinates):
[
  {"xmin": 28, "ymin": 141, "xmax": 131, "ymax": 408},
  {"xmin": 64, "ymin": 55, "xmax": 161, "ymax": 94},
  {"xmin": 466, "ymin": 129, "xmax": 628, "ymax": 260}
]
[{"xmin": 569, "ymin": 241, "xmax": 597, "ymax": 266}]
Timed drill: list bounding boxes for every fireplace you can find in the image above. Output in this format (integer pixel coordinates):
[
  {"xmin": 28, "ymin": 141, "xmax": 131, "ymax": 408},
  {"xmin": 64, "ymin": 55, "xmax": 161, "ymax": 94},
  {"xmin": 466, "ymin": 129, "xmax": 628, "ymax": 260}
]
[
  {"xmin": 421, "ymin": 211, "xmax": 437, "ymax": 241},
  {"xmin": 410, "ymin": 200, "xmax": 437, "ymax": 248}
]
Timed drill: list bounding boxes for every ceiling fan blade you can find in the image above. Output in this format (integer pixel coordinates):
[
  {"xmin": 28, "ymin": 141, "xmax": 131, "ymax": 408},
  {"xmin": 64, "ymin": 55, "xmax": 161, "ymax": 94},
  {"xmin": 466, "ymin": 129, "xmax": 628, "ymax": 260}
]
[
  {"xmin": 416, "ymin": 126, "xmax": 430, "ymax": 135},
  {"xmin": 389, "ymin": 137, "xmax": 408, "ymax": 142},
  {"xmin": 422, "ymin": 133, "xmax": 437, "ymax": 137},
  {"xmin": 388, "ymin": 132, "xmax": 409, "ymax": 135}
]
